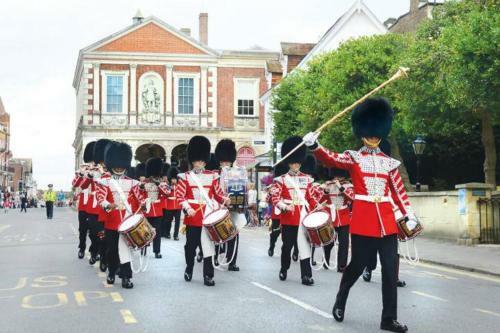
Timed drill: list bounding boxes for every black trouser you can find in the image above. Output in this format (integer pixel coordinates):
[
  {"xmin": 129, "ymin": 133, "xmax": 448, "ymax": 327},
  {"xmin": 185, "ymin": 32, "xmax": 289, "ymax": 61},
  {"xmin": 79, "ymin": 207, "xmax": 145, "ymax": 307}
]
[
  {"xmin": 281, "ymin": 225, "xmax": 311, "ymax": 278},
  {"xmin": 164, "ymin": 209, "xmax": 181, "ymax": 238},
  {"xmin": 105, "ymin": 229, "xmax": 132, "ymax": 279},
  {"xmin": 78, "ymin": 211, "xmax": 89, "ymax": 251},
  {"xmin": 336, "ymin": 234, "xmax": 398, "ymax": 321},
  {"xmin": 147, "ymin": 216, "xmax": 162, "ymax": 254},
  {"xmin": 21, "ymin": 204, "xmax": 27, "ymax": 212},
  {"xmin": 184, "ymin": 226, "xmax": 214, "ymax": 278},
  {"xmin": 226, "ymin": 234, "xmax": 239, "ymax": 265},
  {"xmin": 366, "ymin": 251, "xmax": 402, "ymax": 280},
  {"xmin": 87, "ymin": 214, "xmax": 104, "ymax": 259},
  {"xmin": 335, "ymin": 225, "xmax": 350, "ymax": 269},
  {"xmin": 269, "ymin": 219, "xmax": 281, "ymax": 249},
  {"xmin": 46, "ymin": 201, "xmax": 54, "ymax": 219}
]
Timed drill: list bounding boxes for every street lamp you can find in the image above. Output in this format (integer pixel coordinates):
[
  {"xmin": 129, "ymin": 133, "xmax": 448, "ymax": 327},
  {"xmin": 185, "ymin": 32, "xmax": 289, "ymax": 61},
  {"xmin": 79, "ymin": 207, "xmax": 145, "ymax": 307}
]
[{"xmin": 412, "ymin": 135, "xmax": 426, "ymax": 192}]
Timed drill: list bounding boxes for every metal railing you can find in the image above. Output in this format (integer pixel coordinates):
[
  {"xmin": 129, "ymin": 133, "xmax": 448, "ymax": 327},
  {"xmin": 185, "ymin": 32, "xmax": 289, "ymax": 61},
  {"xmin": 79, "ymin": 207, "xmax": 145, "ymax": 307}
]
[{"xmin": 478, "ymin": 195, "xmax": 500, "ymax": 244}]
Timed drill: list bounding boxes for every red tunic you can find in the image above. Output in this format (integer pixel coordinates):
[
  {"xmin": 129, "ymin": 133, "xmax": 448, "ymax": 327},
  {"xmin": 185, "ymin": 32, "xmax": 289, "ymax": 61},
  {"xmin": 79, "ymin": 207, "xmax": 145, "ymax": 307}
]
[
  {"xmin": 321, "ymin": 181, "xmax": 354, "ymax": 227},
  {"xmin": 313, "ymin": 146, "xmax": 413, "ymax": 237},
  {"xmin": 133, "ymin": 179, "xmax": 170, "ymax": 218},
  {"xmin": 176, "ymin": 170, "xmax": 225, "ymax": 227},
  {"xmin": 166, "ymin": 184, "xmax": 181, "ymax": 210},
  {"xmin": 95, "ymin": 173, "xmax": 140, "ymax": 231},
  {"xmin": 270, "ymin": 171, "xmax": 320, "ymax": 226}
]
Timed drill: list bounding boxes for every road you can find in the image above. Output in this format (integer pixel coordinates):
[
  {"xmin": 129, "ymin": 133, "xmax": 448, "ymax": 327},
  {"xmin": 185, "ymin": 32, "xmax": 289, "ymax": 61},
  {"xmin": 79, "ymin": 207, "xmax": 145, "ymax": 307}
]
[{"xmin": 0, "ymin": 208, "xmax": 499, "ymax": 333}]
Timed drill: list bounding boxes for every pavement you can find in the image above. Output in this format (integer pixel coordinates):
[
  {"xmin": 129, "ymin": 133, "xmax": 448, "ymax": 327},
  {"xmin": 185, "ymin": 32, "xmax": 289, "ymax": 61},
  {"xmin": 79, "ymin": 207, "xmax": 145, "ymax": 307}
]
[{"xmin": 1, "ymin": 208, "xmax": 500, "ymax": 333}]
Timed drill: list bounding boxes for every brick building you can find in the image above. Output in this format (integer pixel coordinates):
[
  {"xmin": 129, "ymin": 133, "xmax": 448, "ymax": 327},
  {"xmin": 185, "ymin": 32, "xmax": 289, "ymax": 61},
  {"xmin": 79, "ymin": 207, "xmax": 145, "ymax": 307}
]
[
  {"xmin": 9, "ymin": 158, "xmax": 35, "ymax": 195},
  {"xmin": 72, "ymin": 12, "xmax": 279, "ymax": 168},
  {"xmin": 0, "ymin": 97, "xmax": 13, "ymax": 191},
  {"xmin": 385, "ymin": 0, "xmax": 444, "ymax": 33}
]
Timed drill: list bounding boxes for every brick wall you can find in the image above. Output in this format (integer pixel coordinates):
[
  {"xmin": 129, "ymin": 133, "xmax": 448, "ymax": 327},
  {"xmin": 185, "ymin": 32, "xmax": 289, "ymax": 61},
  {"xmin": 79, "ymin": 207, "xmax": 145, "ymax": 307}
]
[{"xmin": 287, "ymin": 55, "xmax": 306, "ymax": 74}]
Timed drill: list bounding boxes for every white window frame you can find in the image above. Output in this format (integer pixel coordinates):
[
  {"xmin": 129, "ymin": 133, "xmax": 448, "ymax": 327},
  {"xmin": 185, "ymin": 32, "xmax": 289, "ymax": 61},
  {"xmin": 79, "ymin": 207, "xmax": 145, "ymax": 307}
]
[
  {"xmin": 174, "ymin": 72, "xmax": 200, "ymax": 116},
  {"xmin": 101, "ymin": 70, "xmax": 129, "ymax": 114},
  {"xmin": 233, "ymin": 78, "xmax": 260, "ymax": 118}
]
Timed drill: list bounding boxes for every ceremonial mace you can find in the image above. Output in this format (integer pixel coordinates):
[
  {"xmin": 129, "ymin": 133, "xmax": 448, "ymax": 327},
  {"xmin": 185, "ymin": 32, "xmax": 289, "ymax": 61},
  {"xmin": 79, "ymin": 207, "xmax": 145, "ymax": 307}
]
[{"xmin": 273, "ymin": 67, "xmax": 410, "ymax": 167}]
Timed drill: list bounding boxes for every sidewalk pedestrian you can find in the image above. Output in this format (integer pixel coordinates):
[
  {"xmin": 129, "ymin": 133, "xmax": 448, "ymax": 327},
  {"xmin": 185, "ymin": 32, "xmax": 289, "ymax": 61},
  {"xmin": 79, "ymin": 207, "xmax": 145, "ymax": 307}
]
[
  {"xmin": 43, "ymin": 184, "xmax": 57, "ymax": 219},
  {"xmin": 246, "ymin": 183, "xmax": 258, "ymax": 226},
  {"xmin": 20, "ymin": 193, "xmax": 28, "ymax": 213}
]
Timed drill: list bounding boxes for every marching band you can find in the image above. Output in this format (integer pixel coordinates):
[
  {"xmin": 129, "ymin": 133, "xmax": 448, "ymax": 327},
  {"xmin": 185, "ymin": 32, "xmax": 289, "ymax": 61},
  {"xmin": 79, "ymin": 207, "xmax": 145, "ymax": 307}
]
[{"xmin": 70, "ymin": 97, "xmax": 421, "ymax": 333}]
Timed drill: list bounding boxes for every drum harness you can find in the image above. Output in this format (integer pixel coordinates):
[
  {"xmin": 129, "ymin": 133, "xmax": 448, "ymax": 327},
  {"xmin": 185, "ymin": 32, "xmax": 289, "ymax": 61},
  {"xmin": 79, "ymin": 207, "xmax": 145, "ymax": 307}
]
[
  {"xmin": 109, "ymin": 178, "xmax": 150, "ymax": 273},
  {"xmin": 190, "ymin": 172, "xmax": 238, "ymax": 271}
]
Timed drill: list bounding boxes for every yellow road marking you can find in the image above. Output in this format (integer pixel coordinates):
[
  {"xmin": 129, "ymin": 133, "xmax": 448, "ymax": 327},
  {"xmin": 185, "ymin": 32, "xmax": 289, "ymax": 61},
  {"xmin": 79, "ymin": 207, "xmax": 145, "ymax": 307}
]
[
  {"xmin": 110, "ymin": 292, "xmax": 124, "ymax": 303},
  {"xmin": 422, "ymin": 271, "xmax": 458, "ymax": 280},
  {"xmin": 411, "ymin": 291, "xmax": 448, "ymax": 302},
  {"xmin": 0, "ymin": 225, "xmax": 11, "ymax": 234},
  {"xmin": 120, "ymin": 309, "xmax": 137, "ymax": 324},
  {"xmin": 475, "ymin": 308, "xmax": 500, "ymax": 318},
  {"xmin": 415, "ymin": 262, "xmax": 500, "ymax": 284},
  {"xmin": 74, "ymin": 291, "xmax": 87, "ymax": 306},
  {"xmin": 22, "ymin": 293, "xmax": 68, "ymax": 309},
  {"xmin": 0, "ymin": 277, "xmax": 27, "ymax": 291}
]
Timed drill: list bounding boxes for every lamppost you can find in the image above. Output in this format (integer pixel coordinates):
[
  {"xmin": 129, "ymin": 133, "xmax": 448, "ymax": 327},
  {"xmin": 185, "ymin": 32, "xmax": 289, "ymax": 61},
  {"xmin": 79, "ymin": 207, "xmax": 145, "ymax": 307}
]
[{"xmin": 412, "ymin": 135, "xmax": 426, "ymax": 192}]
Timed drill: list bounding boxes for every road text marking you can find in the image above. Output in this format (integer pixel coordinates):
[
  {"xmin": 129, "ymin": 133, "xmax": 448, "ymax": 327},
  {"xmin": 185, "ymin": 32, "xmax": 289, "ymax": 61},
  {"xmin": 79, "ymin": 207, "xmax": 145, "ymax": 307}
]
[{"xmin": 110, "ymin": 292, "xmax": 124, "ymax": 303}]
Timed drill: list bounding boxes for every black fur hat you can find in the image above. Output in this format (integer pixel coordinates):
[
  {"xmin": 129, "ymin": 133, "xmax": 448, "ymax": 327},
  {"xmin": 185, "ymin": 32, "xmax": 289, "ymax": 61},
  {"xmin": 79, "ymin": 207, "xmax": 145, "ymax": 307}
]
[
  {"xmin": 104, "ymin": 142, "xmax": 132, "ymax": 170},
  {"xmin": 274, "ymin": 162, "xmax": 288, "ymax": 177},
  {"xmin": 215, "ymin": 139, "xmax": 237, "ymax": 163},
  {"xmin": 379, "ymin": 139, "xmax": 391, "ymax": 156},
  {"xmin": 145, "ymin": 157, "xmax": 163, "ymax": 178},
  {"xmin": 187, "ymin": 136, "xmax": 211, "ymax": 163},
  {"xmin": 83, "ymin": 142, "xmax": 96, "ymax": 163},
  {"xmin": 93, "ymin": 139, "xmax": 112, "ymax": 164},
  {"xmin": 352, "ymin": 97, "xmax": 394, "ymax": 139},
  {"xmin": 281, "ymin": 136, "xmax": 307, "ymax": 164},
  {"xmin": 161, "ymin": 163, "xmax": 170, "ymax": 177},
  {"xmin": 126, "ymin": 167, "xmax": 136, "ymax": 179},
  {"xmin": 206, "ymin": 153, "xmax": 219, "ymax": 171},
  {"xmin": 167, "ymin": 167, "xmax": 179, "ymax": 180},
  {"xmin": 136, "ymin": 163, "xmax": 146, "ymax": 178},
  {"xmin": 300, "ymin": 155, "xmax": 317, "ymax": 175}
]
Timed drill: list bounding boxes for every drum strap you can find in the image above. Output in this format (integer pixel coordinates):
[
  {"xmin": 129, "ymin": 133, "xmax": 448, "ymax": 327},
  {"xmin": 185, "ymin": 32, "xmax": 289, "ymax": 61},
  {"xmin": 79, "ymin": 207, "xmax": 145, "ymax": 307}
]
[
  {"xmin": 109, "ymin": 178, "xmax": 132, "ymax": 216},
  {"xmin": 189, "ymin": 172, "xmax": 214, "ymax": 211},
  {"xmin": 285, "ymin": 174, "xmax": 309, "ymax": 211}
]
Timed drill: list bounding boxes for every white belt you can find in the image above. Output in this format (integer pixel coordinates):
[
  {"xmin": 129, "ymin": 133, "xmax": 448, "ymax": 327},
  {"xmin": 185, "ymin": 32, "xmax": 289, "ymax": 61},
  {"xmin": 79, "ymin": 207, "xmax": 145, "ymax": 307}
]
[{"xmin": 354, "ymin": 194, "xmax": 391, "ymax": 203}]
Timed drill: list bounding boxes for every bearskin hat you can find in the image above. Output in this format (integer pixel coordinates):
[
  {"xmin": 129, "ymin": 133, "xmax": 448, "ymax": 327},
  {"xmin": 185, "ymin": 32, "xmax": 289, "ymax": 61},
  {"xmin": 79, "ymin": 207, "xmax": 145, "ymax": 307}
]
[
  {"xmin": 161, "ymin": 163, "xmax": 170, "ymax": 177},
  {"xmin": 126, "ymin": 167, "xmax": 136, "ymax": 180},
  {"xmin": 215, "ymin": 139, "xmax": 237, "ymax": 163},
  {"xmin": 104, "ymin": 142, "xmax": 132, "ymax": 170},
  {"xmin": 300, "ymin": 155, "xmax": 317, "ymax": 176},
  {"xmin": 281, "ymin": 136, "xmax": 307, "ymax": 165},
  {"xmin": 331, "ymin": 168, "xmax": 349, "ymax": 179},
  {"xmin": 83, "ymin": 141, "xmax": 96, "ymax": 163},
  {"xmin": 187, "ymin": 136, "xmax": 211, "ymax": 163},
  {"xmin": 167, "ymin": 166, "xmax": 179, "ymax": 181},
  {"xmin": 206, "ymin": 153, "xmax": 219, "ymax": 171},
  {"xmin": 274, "ymin": 162, "xmax": 289, "ymax": 177},
  {"xmin": 379, "ymin": 138, "xmax": 391, "ymax": 157},
  {"xmin": 352, "ymin": 97, "xmax": 394, "ymax": 139},
  {"xmin": 135, "ymin": 163, "xmax": 146, "ymax": 178},
  {"xmin": 93, "ymin": 139, "xmax": 112, "ymax": 164},
  {"xmin": 145, "ymin": 157, "xmax": 163, "ymax": 178}
]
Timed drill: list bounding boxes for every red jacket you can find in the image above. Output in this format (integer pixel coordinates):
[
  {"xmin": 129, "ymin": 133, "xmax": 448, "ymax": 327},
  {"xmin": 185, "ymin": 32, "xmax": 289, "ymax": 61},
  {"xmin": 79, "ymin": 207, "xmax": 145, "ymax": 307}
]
[
  {"xmin": 95, "ymin": 173, "xmax": 140, "ymax": 231},
  {"xmin": 313, "ymin": 146, "xmax": 413, "ymax": 237},
  {"xmin": 266, "ymin": 192, "xmax": 280, "ymax": 221},
  {"xmin": 320, "ymin": 181, "xmax": 354, "ymax": 227},
  {"xmin": 176, "ymin": 170, "xmax": 225, "ymax": 227},
  {"xmin": 133, "ymin": 179, "xmax": 170, "ymax": 218},
  {"xmin": 166, "ymin": 184, "xmax": 181, "ymax": 210},
  {"xmin": 271, "ymin": 171, "xmax": 321, "ymax": 226}
]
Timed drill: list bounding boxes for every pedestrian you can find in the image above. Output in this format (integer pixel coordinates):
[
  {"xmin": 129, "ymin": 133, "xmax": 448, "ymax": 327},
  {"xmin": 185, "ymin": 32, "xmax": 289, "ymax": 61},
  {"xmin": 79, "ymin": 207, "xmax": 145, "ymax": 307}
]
[
  {"xmin": 20, "ymin": 192, "xmax": 28, "ymax": 213},
  {"xmin": 246, "ymin": 183, "xmax": 258, "ymax": 226},
  {"xmin": 43, "ymin": 185, "xmax": 57, "ymax": 219},
  {"xmin": 303, "ymin": 97, "xmax": 417, "ymax": 332}
]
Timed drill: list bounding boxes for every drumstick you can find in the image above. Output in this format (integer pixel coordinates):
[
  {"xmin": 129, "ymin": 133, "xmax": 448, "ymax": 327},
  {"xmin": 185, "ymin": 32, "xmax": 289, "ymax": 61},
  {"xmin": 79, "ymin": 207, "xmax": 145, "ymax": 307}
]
[{"xmin": 273, "ymin": 67, "xmax": 410, "ymax": 167}]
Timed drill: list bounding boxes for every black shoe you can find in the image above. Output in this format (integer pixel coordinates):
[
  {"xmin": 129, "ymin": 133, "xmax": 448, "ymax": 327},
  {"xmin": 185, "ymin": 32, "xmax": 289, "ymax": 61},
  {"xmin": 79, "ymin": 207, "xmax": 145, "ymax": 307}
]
[
  {"xmin": 228, "ymin": 264, "xmax": 240, "ymax": 272},
  {"xmin": 301, "ymin": 276, "xmax": 314, "ymax": 286},
  {"xmin": 312, "ymin": 260, "xmax": 317, "ymax": 266},
  {"xmin": 166, "ymin": 234, "xmax": 171, "ymax": 239},
  {"xmin": 78, "ymin": 250, "xmax": 84, "ymax": 259},
  {"xmin": 203, "ymin": 276, "xmax": 215, "ymax": 286},
  {"xmin": 184, "ymin": 270, "xmax": 192, "ymax": 282},
  {"xmin": 106, "ymin": 275, "xmax": 115, "ymax": 285},
  {"xmin": 89, "ymin": 256, "xmax": 97, "ymax": 265},
  {"xmin": 155, "ymin": 253, "xmax": 162, "ymax": 259},
  {"xmin": 196, "ymin": 253, "xmax": 203, "ymax": 263},
  {"xmin": 292, "ymin": 253, "xmax": 298, "ymax": 262},
  {"xmin": 362, "ymin": 268, "xmax": 372, "ymax": 282},
  {"xmin": 99, "ymin": 261, "xmax": 107, "ymax": 272},
  {"xmin": 323, "ymin": 263, "xmax": 329, "ymax": 270},
  {"xmin": 337, "ymin": 266, "xmax": 346, "ymax": 273},
  {"xmin": 380, "ymin": 320, "xmax": 408, "ymax": 332},
  {"xmin": 268, "ymin": 246, "xmax": 274, "ymax": 257},
  {"xmin": 121, "ymin": 278, "xmax": 134, "ymax": 289},
  {"xmin": 397, "ymin": 280, "xmax": 406, "ymax": 288},
  {"xmin": 214, "ymin": 257, "xmax": 219, "ymax": 266},
  {"xmin": 174, "ymin": 236, "xmax": 179, "ymax": 241},
  {"xmin": 332, "ymin": 300, "xmax": 344, "ymax": 322},
  {"xmin": 279, "ymin": 269, "xmax": 287, "ymax": 281}
]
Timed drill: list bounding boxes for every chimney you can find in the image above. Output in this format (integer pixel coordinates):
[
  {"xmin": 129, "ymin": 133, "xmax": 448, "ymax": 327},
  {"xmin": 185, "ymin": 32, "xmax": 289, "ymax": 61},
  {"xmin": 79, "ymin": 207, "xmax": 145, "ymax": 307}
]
[
  {"xmin": 180, "ymin": 28, "xmax": 191, "ymax": 36},
  {"xmin": 199, "ymin": 13, "xmax": 208, "ymax": 45},
  {"xmin": 133, "ymin": 9, "xmax": 144, "ymax": 24},
  {"xmin": 410, "ymin": 0, "xmax": 421, "ymax": 13}
]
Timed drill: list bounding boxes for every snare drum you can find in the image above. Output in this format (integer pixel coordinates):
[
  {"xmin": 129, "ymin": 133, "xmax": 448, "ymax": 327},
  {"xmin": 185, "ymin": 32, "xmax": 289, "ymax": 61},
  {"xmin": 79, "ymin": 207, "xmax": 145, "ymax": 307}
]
[
  {"xmin": 302, "ymin": 210, "xmax": 335, "ymax": 247},
  {"xmin": 202, "ymin": 208, "xmax": 238, "ymax": 243},
  {"xmin": 394, "ymin": 208, "xmax": 423, "ymax": 241},
  {"xmin": 118, "ymin": 214, "xmax": 156, "ymax": 249}
]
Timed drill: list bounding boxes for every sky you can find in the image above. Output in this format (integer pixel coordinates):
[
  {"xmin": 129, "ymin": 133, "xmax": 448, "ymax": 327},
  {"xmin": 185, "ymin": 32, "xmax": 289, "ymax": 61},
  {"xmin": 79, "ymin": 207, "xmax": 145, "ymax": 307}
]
[{"xmin": 0, "ymin": 0, "xmax": 409, "ymax": 191}]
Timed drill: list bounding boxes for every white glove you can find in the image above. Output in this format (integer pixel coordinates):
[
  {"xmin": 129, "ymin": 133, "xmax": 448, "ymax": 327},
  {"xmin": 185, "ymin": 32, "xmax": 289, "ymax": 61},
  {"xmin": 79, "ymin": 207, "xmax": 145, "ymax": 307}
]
[{"xmin": 303, "ymin": 132, "xmax": 320, "ymax": 147}]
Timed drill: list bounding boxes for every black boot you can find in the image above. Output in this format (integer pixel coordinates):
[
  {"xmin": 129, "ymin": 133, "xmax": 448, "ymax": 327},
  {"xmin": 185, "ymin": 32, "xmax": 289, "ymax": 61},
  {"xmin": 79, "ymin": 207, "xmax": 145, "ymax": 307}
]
[
  {"xmin": 121, "ymin": 278, "xmax": 134, "ymax": 289},
  {"xmin": 228, "ymin": 264, "xmax": 240, "ymax": 271},
  {"xmin": 279, "ymin": 268, "xmax": 287, "ymax": 281},
  {"xmin": 196, "ymin": 252, "xmax": 203, "ymax": 263},
  {"xmin": 268, "ymin": 245, "xmax": 274, "ymax": 257},
  {"xmin": 89, "ymin": 254, "xmax": 99, "ymax": 265},
  {"xmin": 292, "ymin": 252, "xmax": 298, "ymax": 262},
  {"xmin": 362, "ymin": 267, "xmax": 372, "ymax": 282},
  {"xmin": 106, "ymin": 275, "xmax": 115, "ymax": 285},
  {"xmin": 99, "ymin": 260, "xmax": 107, "ymax": 272},
  {"xmin": 184, "ymin": 268, "xmax": 193, "ymax": 282},
  {"xmin": 166, "ymin": 234, "xmax": 171, "ymax": 239},
  {"xmin": 301, "ymin": 276, "xmax": 314, "ymax": 286},
  {"xmin": 380, "ymin": 320, "xmax": 408, "ymax": 333},
  {"xmin": 155, "ymin": 253, "xmax": 162, "ymax": 259},
  {"xmin": 204, "ymin": 276, "xmax": 215, "ymax": 287},
  {"xmin": 78, "ymin": 250, "xmax": 84, "ymax": 259},
  {"xmin": 397, "ymin": 280, "xmax": 406, "ymax": 287},
  {"xmin": 332, "ymin": 300, "xmax": 344, "ymax": 322}
]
